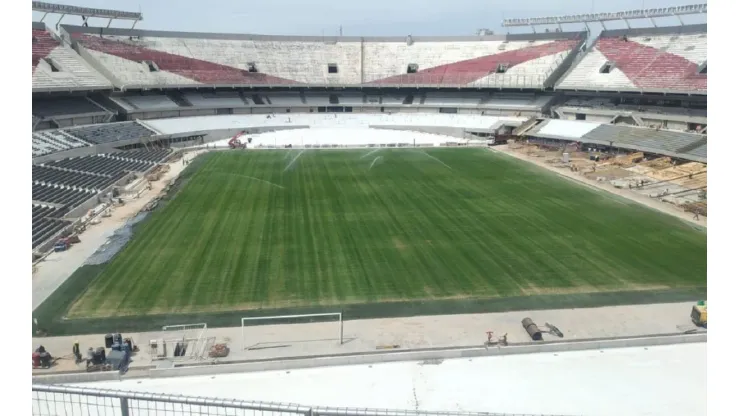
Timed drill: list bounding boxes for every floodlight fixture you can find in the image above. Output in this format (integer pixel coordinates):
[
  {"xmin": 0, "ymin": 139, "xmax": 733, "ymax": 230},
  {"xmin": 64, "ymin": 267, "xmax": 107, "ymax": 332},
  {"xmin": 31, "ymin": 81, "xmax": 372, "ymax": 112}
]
[
  {"xmin": 502, "ymin": 4, "xmax": 706, "ymax": 28},
  {"xmin": 32, "ymin": 1, "xmax": 143, "ymax": 29}
]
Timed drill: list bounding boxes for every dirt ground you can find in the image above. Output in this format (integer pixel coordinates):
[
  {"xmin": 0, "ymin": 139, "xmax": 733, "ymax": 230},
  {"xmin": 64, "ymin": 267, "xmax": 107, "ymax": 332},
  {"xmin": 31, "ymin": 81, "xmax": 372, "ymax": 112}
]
[
  {"xmin": 32, "ymin": 150, "xmax": 207, "ymax": 311},
  {"xmin": 493, "ymin": 145, "xmax": 707, "ymax": 228}
]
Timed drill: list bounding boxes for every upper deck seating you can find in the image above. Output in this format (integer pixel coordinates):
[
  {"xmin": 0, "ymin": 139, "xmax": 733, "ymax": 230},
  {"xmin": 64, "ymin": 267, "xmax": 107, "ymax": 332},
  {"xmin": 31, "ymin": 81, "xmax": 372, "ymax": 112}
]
[
  {"xmin": 364, "ymin": 39, "xmax": 580, "ymax": 88},
  {"xmin": 66, "ymin": 26, "xmax": 581, "ymax": 89},
  {"xmin": 72, "ymin": 33, "xmax": 298, "ymax": 87},
  {"xmin": 557, "ymin": 28, "xmax": 706, "ymax": 94},
  {"xmin": 32, "ymin": 27, "xmax": 112, "ymax": 91}
]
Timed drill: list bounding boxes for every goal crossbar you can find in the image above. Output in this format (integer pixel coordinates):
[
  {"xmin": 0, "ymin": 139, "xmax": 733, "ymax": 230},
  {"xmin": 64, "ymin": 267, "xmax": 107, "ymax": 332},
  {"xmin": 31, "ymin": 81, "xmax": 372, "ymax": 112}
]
[{"xmin": 241, "ymin": 312, "xmax": 343, "ymax": 351}]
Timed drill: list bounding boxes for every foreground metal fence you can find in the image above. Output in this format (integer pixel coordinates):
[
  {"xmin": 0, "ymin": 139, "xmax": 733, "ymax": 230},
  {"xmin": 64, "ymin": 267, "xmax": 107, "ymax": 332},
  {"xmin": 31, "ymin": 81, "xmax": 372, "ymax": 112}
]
[
  {"xmin": 33, "ymin": 385, "xmax": 311, "ymax": 416},
  {"xmin": 32, "ymin": 384, "xmax": 564, "ymax": 416}
]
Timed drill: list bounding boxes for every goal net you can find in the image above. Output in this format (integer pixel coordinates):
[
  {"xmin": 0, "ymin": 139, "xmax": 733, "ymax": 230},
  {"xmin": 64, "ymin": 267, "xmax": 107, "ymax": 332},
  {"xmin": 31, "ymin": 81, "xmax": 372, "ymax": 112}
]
[{"xmin": 240, "ymin": 312, "xmax": 343, "ymax": 351}]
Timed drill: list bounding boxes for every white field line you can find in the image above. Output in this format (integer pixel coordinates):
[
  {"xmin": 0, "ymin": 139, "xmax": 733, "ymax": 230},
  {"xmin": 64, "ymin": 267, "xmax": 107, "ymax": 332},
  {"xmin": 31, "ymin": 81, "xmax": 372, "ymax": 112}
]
[
  {"xmin": 369, "ymin": 156, "xmax": 382, "ymax": 170},
  {"xmin": 283, "ymin": 150, "xmax": 293, "ymax": 160},
  {"xmin": 419, "ymin": 150, "xmax": 453, "ymax": 170},
  {"xmin": 216, "ymin": 172, "xmax": 285, "ymax": 189},
  {"xmin": 284, "ymin": 150, "xmax": 305, "ymax": 172},
  {"xmin": 360, "ymin": 148, "xmax": 382, "ymax": 159}
]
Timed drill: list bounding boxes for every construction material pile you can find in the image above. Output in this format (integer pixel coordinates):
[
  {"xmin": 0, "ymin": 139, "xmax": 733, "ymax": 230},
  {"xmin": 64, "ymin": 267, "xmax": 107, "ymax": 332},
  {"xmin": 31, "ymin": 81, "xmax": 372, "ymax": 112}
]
[{"xmin": 209, "ymin": 343, "xmax": 229, "ymax": 358}]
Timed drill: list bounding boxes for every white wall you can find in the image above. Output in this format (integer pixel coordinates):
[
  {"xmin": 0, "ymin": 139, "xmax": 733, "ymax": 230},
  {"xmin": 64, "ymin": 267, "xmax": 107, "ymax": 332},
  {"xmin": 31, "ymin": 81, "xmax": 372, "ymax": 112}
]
[
  {"xmin": 142, "ymin": 113, "xmax": 525, "ymax": 135},
  {"xmin": 74, "ymin": 343, "xmax": 705, "ymax": 416}
]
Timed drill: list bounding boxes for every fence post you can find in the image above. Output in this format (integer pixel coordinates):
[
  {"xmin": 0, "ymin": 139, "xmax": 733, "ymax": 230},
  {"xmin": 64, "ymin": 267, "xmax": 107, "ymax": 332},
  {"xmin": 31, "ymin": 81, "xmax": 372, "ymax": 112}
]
[
  {"xmin": 120, "ymin": 397, "xmax": 130, "ymax": 416},
  {"xmin": 339, "ymin": 311, "xmax": 344, "ymax": 345}
]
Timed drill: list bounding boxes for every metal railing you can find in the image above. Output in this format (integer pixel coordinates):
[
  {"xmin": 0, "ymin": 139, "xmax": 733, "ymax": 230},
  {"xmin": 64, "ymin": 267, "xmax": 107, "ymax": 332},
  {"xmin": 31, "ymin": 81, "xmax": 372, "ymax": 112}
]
[
  {"xmin": 112, "ymin": 73, "xmax": 549, "ymax": 91},
  {"xmin": 32, "ymin": 384, "xmax": 564, "ymax": 416}
]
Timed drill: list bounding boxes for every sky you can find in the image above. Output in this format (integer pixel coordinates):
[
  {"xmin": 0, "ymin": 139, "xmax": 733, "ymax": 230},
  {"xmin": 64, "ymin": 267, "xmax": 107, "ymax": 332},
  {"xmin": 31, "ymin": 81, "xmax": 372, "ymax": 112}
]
[{"xmin": 31, "ymin": 0, "xmax": 707, "ymax": 36}]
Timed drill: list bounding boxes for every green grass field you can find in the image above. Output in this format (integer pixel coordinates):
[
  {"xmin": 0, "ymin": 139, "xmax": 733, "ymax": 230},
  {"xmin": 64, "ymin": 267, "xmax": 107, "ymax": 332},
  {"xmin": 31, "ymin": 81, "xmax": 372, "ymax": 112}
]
[{"xmin": 68, "ymin": 148, "xmax": 706, "ymax": 319}]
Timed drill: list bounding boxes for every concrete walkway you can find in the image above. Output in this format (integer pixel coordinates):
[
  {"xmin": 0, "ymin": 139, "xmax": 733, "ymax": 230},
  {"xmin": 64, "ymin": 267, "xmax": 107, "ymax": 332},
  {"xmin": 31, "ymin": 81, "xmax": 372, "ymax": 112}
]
[{"xmin": 32, "ymin": 301, "xmax": 701, "ymax": 375}]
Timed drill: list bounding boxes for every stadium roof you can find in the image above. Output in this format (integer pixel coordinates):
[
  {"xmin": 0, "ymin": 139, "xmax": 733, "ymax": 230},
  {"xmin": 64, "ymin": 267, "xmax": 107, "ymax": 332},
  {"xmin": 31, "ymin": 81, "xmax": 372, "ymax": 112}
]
[{"xmin": 503, "ymin": 3, "xmax": 707, "ymax": 29}]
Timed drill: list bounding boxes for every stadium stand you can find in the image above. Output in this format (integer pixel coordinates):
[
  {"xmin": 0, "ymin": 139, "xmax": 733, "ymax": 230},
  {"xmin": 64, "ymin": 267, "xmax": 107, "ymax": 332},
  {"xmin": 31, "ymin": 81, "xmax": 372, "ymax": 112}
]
[
  {"xmin": 558, "ymin": 98, "xmax": 707, "ymax": 118},
  {"xmin": 32, "ymin": 130, "xmax": 91, "ymax": 157},
  {"xmin": 304, "ymin": 92, "xmax": 332, "ymax": 105},
  {"xmin": 64, "ymin": 122, "xmax": 158, "ymax": 144},
  {"xmin": 525, "ymin": 120, "xmax": 707, "ymax": 162},
  {"xmin": 678, "ymin": 139, "xmax": 707, "ymax": 159},
  {"xmin": 45, "ymin": 153, "xmax": 160, "ymax": 175},
  {"xmin": 32, "ymin": 204, "xmax": 70, "ymax": 249},
  {"xmin": 32, "ymin": 96, "xmax": 114, "ymax": 131},
  {"xmin": 116, "ymin": 94, "xmax": 179, "ymax": 110},
  {"xmin": 32, "ymin": 183, "xmax": 97, "ymax": 207},
  {"xmin": 114, "ymin": 148, "xmax": 173, "ymax": 162},
  {"xmin": 556, "ymin": 25, "xmax": 706, "ymax": 94},
  {"xmin": 31, "ymin": 148, "xmax": 173, "ymax": 249},
  {"xmin": 582, "ymin": 125, "xmax": 704, "ymax": 154},
  {"xmin": 183, "ymin": 91, "xmax": 247, "ymax": 107},
  {"xmin": 33, "ymin": 165, "xmax": 124, "ymax": 190},
  {"xmin": 424, "ymin": 92, "xmax": 488, "ymax": 106},
  {"xmin": 266, "ymin": 92, "xmax": 304, "ymax": 106},
  {"xmin": 33, "ymin": 97, "xmax": 108, "ymax": 118},
  {"xmin": 365, "ymin": 38, "xmax": 581, "ymax": 88},
  {"xmin": 481, "ymin": 94, "xmax": 555, "ymax": 110},
  {"xmin": 61, "ymin": 25, "xmax": 584, "ymax": 89},
  {"xmin": 336, "ymin": 93, "xmax": 365, "ymax": 105},
  {"xmin": 552, "ymin": 97, "xmax": 707, "ymax": 131},
  {"xmin": 32, "ymin": 22, "xmax": 112, "ymax": 92}
]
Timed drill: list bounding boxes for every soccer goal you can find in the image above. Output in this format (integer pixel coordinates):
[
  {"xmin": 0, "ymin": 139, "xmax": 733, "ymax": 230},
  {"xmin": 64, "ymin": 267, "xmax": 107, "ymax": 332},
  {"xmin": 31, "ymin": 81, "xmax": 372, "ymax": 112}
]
[
  {"xmin": 157, "ymin": 322, "xmax": 209, "ymax": 361},
  {"xmin": 240, "ymin": 312, "xmax": 343, "ymax": 351}
]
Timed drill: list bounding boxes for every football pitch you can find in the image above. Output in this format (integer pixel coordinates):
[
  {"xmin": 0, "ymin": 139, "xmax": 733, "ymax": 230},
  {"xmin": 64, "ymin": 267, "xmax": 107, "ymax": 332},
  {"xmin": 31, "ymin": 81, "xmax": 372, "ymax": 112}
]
[{"xmin": 68, "ymin": 148, "xmax": 706, "ymax": 319}]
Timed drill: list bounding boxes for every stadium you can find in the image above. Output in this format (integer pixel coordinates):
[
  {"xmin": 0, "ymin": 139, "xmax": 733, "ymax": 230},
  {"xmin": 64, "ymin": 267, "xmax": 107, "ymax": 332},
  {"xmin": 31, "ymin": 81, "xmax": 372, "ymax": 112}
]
[{"xmin": 31, "ymin": 1, "xmax": 707, "ymax": 415}]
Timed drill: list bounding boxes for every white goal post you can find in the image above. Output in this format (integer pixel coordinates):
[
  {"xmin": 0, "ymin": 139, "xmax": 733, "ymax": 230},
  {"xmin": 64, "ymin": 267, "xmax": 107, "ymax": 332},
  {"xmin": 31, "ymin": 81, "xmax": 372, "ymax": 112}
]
[
  {"xmin": 159, "ymin": 323, "xmax": 209, "ymax": 361},
  {"xmin": 240, "ymin": 312, "xmax": 343, "ymax": 351}
]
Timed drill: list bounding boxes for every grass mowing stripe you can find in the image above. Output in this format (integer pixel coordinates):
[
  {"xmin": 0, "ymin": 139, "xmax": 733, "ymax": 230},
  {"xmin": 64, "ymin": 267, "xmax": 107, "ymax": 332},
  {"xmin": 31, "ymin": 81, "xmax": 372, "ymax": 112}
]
[{"xmin": 66, "ymin": 148, "xmax": 706, "ymax": 318}]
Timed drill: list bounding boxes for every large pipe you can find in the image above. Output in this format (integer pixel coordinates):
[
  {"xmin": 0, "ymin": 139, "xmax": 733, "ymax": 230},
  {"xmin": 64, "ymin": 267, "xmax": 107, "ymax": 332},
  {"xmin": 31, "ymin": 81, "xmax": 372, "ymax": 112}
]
[{"xmin": 522, "ymin": 317, "xmax": 542, "ymax": 341}]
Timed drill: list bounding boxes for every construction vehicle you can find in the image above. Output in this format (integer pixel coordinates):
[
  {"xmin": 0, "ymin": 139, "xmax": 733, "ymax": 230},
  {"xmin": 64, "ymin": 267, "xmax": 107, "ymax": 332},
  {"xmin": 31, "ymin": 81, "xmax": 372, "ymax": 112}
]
[
  {"xmin": 228, "ymin": 130, "xmax": 249, "ymax": 149},
  {"xmin": 54, "ymin": 239, "xmax": 70, "ymax": 252},
  {"xmin": 691, "ymin": 301, "xmax": 707, "ymax": 328}
]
